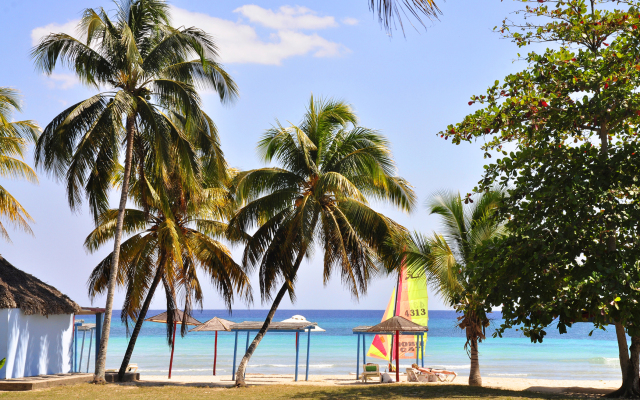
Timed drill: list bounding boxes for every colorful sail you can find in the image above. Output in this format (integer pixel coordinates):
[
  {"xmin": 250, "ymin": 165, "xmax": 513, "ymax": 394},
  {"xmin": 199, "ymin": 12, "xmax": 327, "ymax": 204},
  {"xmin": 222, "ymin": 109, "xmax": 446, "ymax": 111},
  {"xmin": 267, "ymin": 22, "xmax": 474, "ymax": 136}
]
[{"xmin": 367, "ymin": 266, "xmax": 428, "ymax": 361}]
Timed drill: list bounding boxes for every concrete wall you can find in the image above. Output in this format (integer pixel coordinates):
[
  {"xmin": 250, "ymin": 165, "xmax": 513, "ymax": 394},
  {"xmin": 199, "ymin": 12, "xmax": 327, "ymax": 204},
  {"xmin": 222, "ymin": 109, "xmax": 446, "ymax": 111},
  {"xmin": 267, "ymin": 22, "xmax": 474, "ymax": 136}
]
[{"xmin": 0, "ymin": 309, "xmax": 73, "ymax": 379}]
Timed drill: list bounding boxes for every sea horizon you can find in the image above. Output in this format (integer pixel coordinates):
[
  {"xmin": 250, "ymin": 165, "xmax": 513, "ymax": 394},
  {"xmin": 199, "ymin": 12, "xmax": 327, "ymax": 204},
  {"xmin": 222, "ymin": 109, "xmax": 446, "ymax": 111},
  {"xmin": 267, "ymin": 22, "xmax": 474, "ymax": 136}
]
[{"xmin": 73, "ymin": 309, "xmax": 623, "ymax": 381}]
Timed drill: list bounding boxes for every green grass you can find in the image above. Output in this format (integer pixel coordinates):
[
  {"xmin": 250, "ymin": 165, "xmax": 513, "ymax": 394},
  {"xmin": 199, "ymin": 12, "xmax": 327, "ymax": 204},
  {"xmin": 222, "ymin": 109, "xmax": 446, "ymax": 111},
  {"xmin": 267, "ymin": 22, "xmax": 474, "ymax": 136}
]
[{"xmin": 0, "ymin": 383, "xmax": 583, "ymax": 400}]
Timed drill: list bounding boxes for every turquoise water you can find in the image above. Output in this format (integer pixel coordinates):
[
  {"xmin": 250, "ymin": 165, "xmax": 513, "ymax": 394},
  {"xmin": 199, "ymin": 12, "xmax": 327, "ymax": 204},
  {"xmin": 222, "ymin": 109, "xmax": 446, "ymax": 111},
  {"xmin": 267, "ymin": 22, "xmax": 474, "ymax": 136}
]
[{"xmin": 76, "ymin": 310, "xmax": 621, "ymax": 380}]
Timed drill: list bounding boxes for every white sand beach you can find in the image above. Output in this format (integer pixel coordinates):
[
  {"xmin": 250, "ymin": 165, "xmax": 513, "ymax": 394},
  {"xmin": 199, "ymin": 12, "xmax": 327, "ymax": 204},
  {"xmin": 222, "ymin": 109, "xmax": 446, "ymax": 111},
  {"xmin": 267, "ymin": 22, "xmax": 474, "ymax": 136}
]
[{"xmin": 139, "ymin": 374, "xmax": 621, "ymax": 396}]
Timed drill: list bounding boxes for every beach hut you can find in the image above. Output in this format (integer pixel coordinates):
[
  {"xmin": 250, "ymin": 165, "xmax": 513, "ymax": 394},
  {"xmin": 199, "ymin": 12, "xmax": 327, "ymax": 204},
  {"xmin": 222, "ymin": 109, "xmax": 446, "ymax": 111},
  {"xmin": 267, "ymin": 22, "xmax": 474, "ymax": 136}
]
[
  {"xmin": 0, "ymin": 255, "xmax": 81, "ymax": 379},
  {"xmin": 189, "ymin": 317, "xmax": 233, "ymax": 375},
  {"xmin": 145, "ymin": 310, "xmax": 201, "ymax": 378}
]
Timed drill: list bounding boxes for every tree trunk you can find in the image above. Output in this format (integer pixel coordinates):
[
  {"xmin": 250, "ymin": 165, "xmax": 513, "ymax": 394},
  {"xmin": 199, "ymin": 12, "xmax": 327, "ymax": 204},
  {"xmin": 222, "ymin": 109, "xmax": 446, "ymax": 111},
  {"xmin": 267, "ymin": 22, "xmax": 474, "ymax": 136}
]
[
  {"xmin": 93, "ymin": 115, "xmax": 136, "ymax": 383},
  {"xmin": 235, "ymin": 249, "xmax": 306, "ymax": 387},
  {"xmin": 117, "ymin": 265, "xmax": 163, "ymax": 381},
  {"xmin": 468, "ymin": 330, "xmax": 482, "ymax": 387},
  {"xmin": 607, "ymin": 336, "xmax": 640, "ymax": 398},
  {"xmin": 615, "ymin": 322, "xmax": 630, "ymax": 384}
]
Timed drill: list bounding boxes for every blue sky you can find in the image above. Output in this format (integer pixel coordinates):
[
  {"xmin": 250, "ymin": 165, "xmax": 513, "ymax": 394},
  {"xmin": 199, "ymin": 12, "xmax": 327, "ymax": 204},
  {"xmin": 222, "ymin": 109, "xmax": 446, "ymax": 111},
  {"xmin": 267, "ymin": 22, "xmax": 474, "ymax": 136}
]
[{"xmin": 0, "ymin": 0, "xmax": 527, "ymax": 312}]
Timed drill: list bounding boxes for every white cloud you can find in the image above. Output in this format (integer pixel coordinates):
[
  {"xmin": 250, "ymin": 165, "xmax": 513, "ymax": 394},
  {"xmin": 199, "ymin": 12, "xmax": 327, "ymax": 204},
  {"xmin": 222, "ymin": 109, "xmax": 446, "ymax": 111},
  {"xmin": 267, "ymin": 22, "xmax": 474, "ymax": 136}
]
[
  {"xmin": 234, "ymin": 5, "xmax": 337, "ymax": 30},
  {"xmin": 31, "ymin": 20, "xmax": 80, "ymax": 46},
  {"xmin": 31, "ymin": 6, "xmax": 349, "ymax": 67},
  {"xmin": 171, "ymin": 6, "xmax": 348, "ymax": 65},
  {"xmin": 44, "ymin": 73, "xmax": 79, "ymax": 90},
  {"xmin": 342, "ymin": 17, "xmax": 359, "ymax": 26}
]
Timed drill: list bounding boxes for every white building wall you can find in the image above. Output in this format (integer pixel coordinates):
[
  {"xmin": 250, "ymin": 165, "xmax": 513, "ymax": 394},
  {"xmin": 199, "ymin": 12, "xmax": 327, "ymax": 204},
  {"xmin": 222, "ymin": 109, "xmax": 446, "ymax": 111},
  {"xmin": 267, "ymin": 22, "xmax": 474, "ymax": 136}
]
[{"xmin": 0, "ymin": 308, "xmax": 73, "ymax": 379}]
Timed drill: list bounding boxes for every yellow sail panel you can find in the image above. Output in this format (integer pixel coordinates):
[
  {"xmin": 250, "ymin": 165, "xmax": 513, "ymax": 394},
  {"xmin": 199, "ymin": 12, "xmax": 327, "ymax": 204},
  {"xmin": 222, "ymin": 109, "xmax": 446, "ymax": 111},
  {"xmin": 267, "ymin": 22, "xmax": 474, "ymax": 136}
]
[
  {"xmin": 366, "ymin": 288, "xmax": 395, "ymax": 360},
  {"xmin": 396, "ymin": 268, "xmax": 428, "ymax": 359}
]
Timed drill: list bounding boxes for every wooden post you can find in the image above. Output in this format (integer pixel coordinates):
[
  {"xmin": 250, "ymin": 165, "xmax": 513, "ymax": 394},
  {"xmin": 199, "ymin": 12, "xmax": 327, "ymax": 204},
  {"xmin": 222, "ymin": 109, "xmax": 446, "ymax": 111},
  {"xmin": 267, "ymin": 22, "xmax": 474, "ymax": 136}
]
[
  {"xmin": 305, "ymin": 328, "xmax": 311, "ymax": 381},
  {"xmin": 232, "ymin": 331, "xmax": 238, "ymax": 380},
  {"xmin": 168, "ymin": 322, "xmax": 177, "ymax": 379},
  {"xmin": 356, "ymin": 333, "xmax": 360, "ymax": 380},
  {"xmin": 213, "ymin": 331, "xmax": 218, "ymax": 376},
  {"xmin": 395, "ymin": 330, "xmax": 400, "ymax": 383},
  {"xmin": 294, "ymin": 330, "xmax": 300, "ymax": 381}
]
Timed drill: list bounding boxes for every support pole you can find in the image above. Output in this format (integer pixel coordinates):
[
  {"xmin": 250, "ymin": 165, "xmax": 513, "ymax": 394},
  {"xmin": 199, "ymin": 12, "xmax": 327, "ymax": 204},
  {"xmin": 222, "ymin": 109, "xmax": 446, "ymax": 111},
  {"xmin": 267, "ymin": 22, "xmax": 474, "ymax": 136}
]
[
  {"xmin": 87, "ymin": 328, "xmax": 94, "ymax": 373},
  {"xmin": 362, "ymin": 334, "xmax": 366, "ymax": 365},
  {"xmin": 356, "ymin": 334, "xmax": 360, "ymax": 380},
  {"xmin": 168, "ymin": 322, "xmax": 177, "ymax": 379},
  {"xmin": 244, "ymin": 332, "xmax": 250, "ymax": 378},
  {"xmin": 232, "ymin": 331, "xmax": 238, "ymax": 380},
  {"xmin": 421, "ymin": 334, "xmax": 425, "ymax": 368},
  {"xmin": 95, "ymin": 313, "xmax": 102, "ymax": 374},
  {"xmin": 305, "ymin": 328, "xmax": 311, "ymax": 381},
  {"xmin": 213, "ymin": 331, "xmax": 218, "ymax": 376},
  {"xmin": 415, "ymin": 334, "xmax": 419, "ymax": 366},
  {"xmin": 79, "ymin": 330, "xmax": 86, "ymax": 372},
  {"xmin": 294, "ymin": 329, "xmax": 300, "ymax": 381},
  {"xmin": 74, "ymin": 323, "xmax": 78, "ymax": 373},
  {"xmin": 395, "ymin": 330, "xmax": 400, "ymax": 383}
]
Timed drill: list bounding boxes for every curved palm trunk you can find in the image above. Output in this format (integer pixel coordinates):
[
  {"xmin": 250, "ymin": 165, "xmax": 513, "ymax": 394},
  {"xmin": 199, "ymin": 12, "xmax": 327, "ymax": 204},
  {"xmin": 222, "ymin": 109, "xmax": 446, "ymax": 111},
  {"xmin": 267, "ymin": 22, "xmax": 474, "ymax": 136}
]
[
  {"xmin": 235, "ymin": 250, "xmax": 306, "ymax": 387},
  {"xmin": 93, "ymin": 115, "xmax": 136, "ymax": 383},
  {"xmin": 117, "ymin": 264, "xmax": 164, "ymax": 381},
  {"xmin": 467, "ymin": 327, "xmax": 482, "ymax": 387}
]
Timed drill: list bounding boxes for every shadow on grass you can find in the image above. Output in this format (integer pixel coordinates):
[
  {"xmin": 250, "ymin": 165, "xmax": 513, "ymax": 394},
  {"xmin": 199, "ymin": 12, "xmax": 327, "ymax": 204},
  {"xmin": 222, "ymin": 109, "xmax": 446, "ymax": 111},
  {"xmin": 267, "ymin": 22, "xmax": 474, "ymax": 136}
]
[{"xmin": 286, "ymin": 384, "xmax": 594, "ymax": 399}]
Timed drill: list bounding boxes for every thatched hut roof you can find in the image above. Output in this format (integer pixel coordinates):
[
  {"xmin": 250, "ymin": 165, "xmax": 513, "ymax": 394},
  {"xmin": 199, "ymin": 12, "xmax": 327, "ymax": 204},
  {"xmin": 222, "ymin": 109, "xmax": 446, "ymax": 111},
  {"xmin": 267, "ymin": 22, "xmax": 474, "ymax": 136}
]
[
  {"xmin": 0, "ymin": 255, "xmax": 81, "ymax": 316},
  {"xmin": 145, "ymin": 310, "xmax": 202, "ymax": 326},
  {"xmin": 190, "ymin": 317, "xmax": 233, "ymax": 332}
]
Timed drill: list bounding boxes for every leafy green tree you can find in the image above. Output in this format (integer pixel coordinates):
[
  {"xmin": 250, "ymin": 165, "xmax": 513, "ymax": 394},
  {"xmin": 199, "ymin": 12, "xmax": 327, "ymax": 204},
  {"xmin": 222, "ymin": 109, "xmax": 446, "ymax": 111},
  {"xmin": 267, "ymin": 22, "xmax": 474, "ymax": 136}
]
[
  {"xmin": 396, "ymin": 189, "xmax": 505, "ymax": 387},
  {"xmin": 86, "ymin": 170, "xmax": 251, "ymax": 381},
  {"xmin": 442, "ymin": 0, "xmax": 640, "ymax": 396},
  {"xmin": 0, "ymin": 88, "xmax": 39, "ymax": 242},
  {"xmin": 31, "ymin": 0, "xmax": 237, "ymax": 382},
  {"xmin": 229, "ymin": 96, "xmax": 416, "ymax": 386}
]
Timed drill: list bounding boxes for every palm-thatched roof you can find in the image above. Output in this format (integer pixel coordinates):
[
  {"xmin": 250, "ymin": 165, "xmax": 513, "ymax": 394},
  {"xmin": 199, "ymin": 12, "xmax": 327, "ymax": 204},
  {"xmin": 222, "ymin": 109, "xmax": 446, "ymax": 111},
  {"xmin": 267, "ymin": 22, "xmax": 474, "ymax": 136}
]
[
  {"xmin": 352, "ymin": 316, "xmax": 428, "ymax": 333},
  {"xmin": 0, "ymin": 255, "xmax": 81, "ymax": 316},
  {"xmin": 145, "ymin": 310, "xmax": 202, "ymax": 326},
  {"xmin": 190, "ymin": 317, "xmax": 233, "ymax": 332}
]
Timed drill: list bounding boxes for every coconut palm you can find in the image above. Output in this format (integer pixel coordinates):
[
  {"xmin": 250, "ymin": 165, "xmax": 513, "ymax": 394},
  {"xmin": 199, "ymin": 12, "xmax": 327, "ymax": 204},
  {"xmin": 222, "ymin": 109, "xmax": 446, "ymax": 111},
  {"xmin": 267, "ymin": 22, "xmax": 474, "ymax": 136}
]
[
  {"xmin": 0, "ymin": 88, "xmax": 39, "ymax": 242},
  {"xmin": 229, "ymin": 96, "xmax": 416, "ymax": 386},
  {"xmin": 31, "ymin": 0, "xmax": 238, "ymax": 381},
  {"xmin": 399, "ymin": 189, "xmax": 507, "ymax": 387},
  {"xmin": 370, "ymin": 0, "xmax": 442, "ymax": 33},
  {"xmin": 86, "ymin": 170, "xmax": 251, "ymax": 381}
]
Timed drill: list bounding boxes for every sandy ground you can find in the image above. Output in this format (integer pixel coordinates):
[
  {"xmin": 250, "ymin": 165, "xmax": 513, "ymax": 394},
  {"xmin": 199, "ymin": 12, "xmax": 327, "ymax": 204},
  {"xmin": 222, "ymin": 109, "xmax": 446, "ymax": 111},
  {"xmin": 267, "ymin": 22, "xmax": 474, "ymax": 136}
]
[{"xmin": 139, "ymin": 374, "xmax": 621, "ymax": 396}]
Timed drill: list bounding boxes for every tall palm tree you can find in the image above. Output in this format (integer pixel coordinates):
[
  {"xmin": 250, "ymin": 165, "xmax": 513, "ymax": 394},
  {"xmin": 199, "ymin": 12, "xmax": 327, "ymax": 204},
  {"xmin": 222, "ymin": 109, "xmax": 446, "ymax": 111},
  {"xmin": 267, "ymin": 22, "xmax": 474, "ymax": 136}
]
[
  {"xmin": 86, "ymin": 170, "xmax": 251, "ymax": 381},
  {"xmin": 400, "ymin": 189, "xmax": 506, "ymax": 387},
  {"xmin": 0, "ymin": 88, "xmax": 39, "ymax": 242},
  {"xmin": 31, "ymin": 0, "xmax": 238, "ymax": 382},
  {"xmin": 229, "ymin": 96, "xmax": 416, "ymax": 386},
  {"xmin": 369, "ymin": 0, "xmax": 442, "ymax": 34}
]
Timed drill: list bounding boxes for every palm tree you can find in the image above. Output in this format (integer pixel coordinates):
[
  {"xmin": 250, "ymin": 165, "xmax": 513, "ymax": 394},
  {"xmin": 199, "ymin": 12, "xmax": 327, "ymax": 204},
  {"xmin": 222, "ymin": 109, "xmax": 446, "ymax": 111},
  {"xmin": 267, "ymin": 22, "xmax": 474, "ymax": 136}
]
[
  {"xmin": 0, "ymin": 88, "xmax": 39, "ymax": 242},
  {"xmin": 229, "ymin": 96, "xmax": 416, "ymax": 386},
  {"xmin": 31, "ymin": 0, "xmax": 238, "ymax": 382},
  {"xmin": 399, "ymin": 189, "xmax": 507, "ymax": 387},
  {"xmin": 369, "ymin": 0, "xmax": 442, "ymax": 34},
  {"xmin": 86, "ymin": 170, "xmax": 251, "ymax": 381}
]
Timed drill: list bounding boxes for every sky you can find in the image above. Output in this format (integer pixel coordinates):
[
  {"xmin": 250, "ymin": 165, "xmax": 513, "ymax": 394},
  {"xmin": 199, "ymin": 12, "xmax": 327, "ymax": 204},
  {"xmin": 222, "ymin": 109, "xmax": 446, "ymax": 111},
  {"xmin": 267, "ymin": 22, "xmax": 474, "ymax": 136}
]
[{"xmin": 0, "ymin": 0, "xmax": 530, "ymax": 312}]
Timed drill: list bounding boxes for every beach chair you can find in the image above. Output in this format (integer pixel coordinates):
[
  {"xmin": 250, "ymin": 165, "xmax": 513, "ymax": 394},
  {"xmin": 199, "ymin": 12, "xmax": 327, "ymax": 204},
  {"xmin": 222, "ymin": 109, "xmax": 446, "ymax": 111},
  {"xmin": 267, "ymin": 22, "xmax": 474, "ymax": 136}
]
[
  {"xmin": 361, "ymin": 363, "xmax": 381, "ymax": 382},
  {"xmin": 406, "ymin": 368, "xmax": 429, "ymax": 383}
]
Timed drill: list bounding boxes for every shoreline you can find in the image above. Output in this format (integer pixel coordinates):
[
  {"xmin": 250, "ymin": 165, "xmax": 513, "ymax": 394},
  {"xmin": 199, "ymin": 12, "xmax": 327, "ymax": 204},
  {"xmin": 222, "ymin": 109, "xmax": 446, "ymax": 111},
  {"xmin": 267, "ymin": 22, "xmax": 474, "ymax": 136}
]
[{"xmin": 138, "ymin": 374, "xmax": 621, "ymax": 396}]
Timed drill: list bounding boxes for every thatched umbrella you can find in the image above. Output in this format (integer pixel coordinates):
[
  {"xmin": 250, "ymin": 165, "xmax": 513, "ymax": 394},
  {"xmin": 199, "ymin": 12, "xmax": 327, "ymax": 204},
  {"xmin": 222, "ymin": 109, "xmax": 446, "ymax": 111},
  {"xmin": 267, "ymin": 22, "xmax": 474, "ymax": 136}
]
[
  {"xmin": 189, "ymin": 317, "xmax": 233, "ymax": 375},
  {"xmin": 0, "ymin": 255, "xmax": 80, "ymax": 316},
  {"xmin": 366, "ymin": 316, "xmax": 428, "ymax": 382},
  {"xmin": 145, "ymin": 310, "xmax": 201, "ymax": 378}
]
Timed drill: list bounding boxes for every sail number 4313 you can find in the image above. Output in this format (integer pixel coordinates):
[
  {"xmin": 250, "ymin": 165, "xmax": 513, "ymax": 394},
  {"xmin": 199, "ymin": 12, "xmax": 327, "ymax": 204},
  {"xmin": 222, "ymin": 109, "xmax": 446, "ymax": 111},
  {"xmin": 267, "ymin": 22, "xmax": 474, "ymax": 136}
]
[{"xmin": 405, "ymin": 308, "xmax": 426, "ymax": 317}]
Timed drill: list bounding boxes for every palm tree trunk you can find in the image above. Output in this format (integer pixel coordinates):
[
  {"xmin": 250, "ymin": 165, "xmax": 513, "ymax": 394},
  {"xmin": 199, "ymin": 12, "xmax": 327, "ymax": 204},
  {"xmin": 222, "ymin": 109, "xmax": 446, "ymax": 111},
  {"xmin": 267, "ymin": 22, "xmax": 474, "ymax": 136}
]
[
  {"xmin": 606, "ymin": 336, "xmax": 640, "ymax": 398},
  {"xmin": 235, "ymin": 249, "xmax": 306, "ymax": 387},
  {"xmin": 615, "ymin": 322, "xmax": 630, "ymax": 384},
  {"xmin": 93, "ymin": 114, "xmax": 136, "ymax": 383},
  {"xmin": 468, "ymin": 328, "xmax": 482, "ymax": 387},
  {"xmin": 117, "ymin": 264, "xmax": 163, "ymax": 381}
]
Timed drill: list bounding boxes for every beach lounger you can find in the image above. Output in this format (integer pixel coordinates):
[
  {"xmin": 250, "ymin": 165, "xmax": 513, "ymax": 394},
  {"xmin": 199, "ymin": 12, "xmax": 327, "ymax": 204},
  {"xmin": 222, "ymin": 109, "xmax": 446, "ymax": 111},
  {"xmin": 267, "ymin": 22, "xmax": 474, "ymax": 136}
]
[
  {"xmin": 406, "ymin": 368, "xmax": 430, "ymax": 383},
  {"xmin": 361, "ymin": 363, "xmax": 381, "ymax": 383}
]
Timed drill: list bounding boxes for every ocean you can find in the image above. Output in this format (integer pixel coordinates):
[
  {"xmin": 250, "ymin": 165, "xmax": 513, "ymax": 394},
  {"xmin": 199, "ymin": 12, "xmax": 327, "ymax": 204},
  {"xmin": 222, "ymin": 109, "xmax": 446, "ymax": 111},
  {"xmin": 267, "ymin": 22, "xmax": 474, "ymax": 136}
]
[{"xmin": 75, "ymin": 310, "xmax": 622, "ymax": 380}]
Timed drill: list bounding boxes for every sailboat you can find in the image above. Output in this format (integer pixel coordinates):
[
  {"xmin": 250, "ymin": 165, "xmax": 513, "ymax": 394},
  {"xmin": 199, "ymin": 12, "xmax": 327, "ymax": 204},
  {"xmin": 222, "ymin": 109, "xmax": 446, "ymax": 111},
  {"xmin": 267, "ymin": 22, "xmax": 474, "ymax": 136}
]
[{"xmin": 367, "ymin": 266, "xmax": 428, "ymax": 366}]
